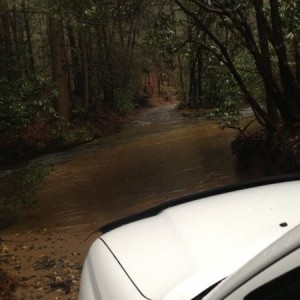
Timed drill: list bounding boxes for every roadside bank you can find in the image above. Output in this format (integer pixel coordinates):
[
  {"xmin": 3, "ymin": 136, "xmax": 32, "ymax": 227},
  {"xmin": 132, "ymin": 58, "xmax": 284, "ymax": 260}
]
[{"xmin": 232, "ymin": 125, "xmax": 300, "ymax": 174}]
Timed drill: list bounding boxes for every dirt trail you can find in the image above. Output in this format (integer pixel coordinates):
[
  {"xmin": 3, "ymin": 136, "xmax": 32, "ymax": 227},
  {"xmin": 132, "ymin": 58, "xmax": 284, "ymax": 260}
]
[
  {"xmin": 0, "ymin": 97, "xmax": 251, "ymax": 299},
  {"xmin": 0, "ymin": 99, "xmax": 179, "ymax": 300}
]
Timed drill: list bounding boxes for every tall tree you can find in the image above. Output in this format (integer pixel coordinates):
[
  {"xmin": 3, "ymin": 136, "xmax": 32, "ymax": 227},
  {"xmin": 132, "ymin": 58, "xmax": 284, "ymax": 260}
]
[
  {"xmin": 78, "ymin": 27, "xmax": 90, "ymax": 110},
  {"xmin": 254, "ymin": 0, "xmax": 278, "ymax": 123},
  {"xmin": 0, "ymin": 0, "xmax": 13, "ymax": 77},
  {"xmin": 48, "ymin": 4, "xmax": 72, "ymax": 121},
  {"xmin": 174, "ymin": 0, "xmax": 300, "ymax": 128},
  {"xmin": 21, "ymin": 0, "xmax": 35, "ymax": 74}
]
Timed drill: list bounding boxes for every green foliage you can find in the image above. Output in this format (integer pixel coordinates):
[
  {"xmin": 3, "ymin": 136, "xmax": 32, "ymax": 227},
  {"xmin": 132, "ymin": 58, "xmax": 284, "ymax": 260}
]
[
  {"xmin": 206, "ymin": 97, "xmax": 242, "ymax": 130},
  {"xmin": 281, "ymin": 2, "xmax": 300, "ymax": 45},
  {"xmin": 203, "ymin": 56, "xmax": 239, "ymax": 107},
  {"xmin": 145, "ymin": 12, "xmax": 177, "ymax": 68},
  {"xmin": 113, "ymin": 88, "xmax": 135, "ymax": 114},
  {"xmin": 60, "ymin": 127, "xmax": 94, "ymax": 144},
  {"xmin": 71, "ymin": 106, "xmax": 88, "ymax": 123},
  {"xmin": 177, "ymin": 88, "xmax": 189, "ymax": 109},
  {"xmin": 14, "ymin": 164, "xmax": 53, "ymax": 208},
  {"xmin": 0, "ymin": 72, "xmax": 59, "ymax": 141},
  {"xmin": 204, "ymin": 52, "xmax": 245, "ymax": 126}
]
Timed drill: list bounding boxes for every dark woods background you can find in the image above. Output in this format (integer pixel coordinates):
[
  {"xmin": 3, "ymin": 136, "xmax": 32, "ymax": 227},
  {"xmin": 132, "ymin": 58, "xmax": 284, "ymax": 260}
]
[{"xmin": 0, "ymin": 0, "xmax": 299, "ymax": 162}]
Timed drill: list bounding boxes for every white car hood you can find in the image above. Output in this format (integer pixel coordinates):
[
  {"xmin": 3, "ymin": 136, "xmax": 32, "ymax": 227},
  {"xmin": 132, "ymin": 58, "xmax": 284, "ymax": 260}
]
[{"xmin": 83, "ymin": 180, "xmax": 300, "ymax": 300}]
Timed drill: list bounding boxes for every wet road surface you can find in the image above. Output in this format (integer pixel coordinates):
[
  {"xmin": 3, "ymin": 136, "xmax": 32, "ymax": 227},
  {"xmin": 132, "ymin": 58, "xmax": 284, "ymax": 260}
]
[{"xmin": 2, "ymin": 104, "xmax": 256, "ymax": 233}]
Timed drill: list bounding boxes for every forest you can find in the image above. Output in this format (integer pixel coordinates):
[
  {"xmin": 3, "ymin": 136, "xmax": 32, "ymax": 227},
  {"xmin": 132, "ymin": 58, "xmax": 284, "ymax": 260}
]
[{"xmin": 0, "ymin": 0, "xmax": 300, "ymax": 167}]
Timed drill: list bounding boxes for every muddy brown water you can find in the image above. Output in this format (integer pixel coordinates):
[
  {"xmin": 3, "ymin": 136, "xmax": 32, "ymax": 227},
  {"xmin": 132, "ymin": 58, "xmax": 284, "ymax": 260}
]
[{"xmin": 1, "ymin": 104, "xmax": 259, "ymax": 233}]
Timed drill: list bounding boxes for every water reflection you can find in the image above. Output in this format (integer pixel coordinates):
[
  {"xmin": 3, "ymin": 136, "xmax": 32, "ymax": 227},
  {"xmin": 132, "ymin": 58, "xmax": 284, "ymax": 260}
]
[{"xmin": 2, "ymin": 105, "xmax": 257, "ymax": 232}]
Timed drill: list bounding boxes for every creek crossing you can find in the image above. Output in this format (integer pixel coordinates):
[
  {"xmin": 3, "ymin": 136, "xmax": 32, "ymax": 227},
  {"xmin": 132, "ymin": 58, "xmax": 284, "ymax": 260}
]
[{"xmin": 1, "ymin": 104, "xmax": 257, "ymax": 233}]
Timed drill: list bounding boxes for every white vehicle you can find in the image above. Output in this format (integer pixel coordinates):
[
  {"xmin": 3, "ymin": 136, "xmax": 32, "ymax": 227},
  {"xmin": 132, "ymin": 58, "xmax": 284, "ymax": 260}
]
[{"xmin": 79, "ymin": 175, "xmax": 300, "ymax": 300}]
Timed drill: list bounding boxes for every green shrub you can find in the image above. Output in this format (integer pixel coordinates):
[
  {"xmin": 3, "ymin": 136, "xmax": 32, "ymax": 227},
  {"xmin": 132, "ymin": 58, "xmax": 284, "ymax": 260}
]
[
  {"xmin": 113, "ymin": 88, "xmax": 135, "ymax": 114},
  {"xmin": 14, "ymin": 164, "xmax": 53, "ymax": 208},
  {"xmin": 0, "ymin": 72, "xmax": 59, "ymax": 142}
]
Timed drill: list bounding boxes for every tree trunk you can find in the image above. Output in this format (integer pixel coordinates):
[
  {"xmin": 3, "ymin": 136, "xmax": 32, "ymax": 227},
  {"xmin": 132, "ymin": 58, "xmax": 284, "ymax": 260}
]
[
  {"xmin": 22, "ymin": 1, "xmax": 35, "ymax": 74},
  {"xmin": 296, "ymin": 39, "xmax": 300, "ymax": 85},
  {"xmin": 254, "ymin": 0, "xmax": 278, "ymax": 124},
  {"xmin": 171, "ymin": 7, "xmax": 186, "ymax": 97},
  {"xmin": 0, "ymin": 1, "xmax": 12, "ymax": 78},
  {"xmin": 9, "ymin": 8, "xmax": 21, "ymax": 65},
  {"xmin": 101, "ymin": 24, "xmax": 114, "ymax": 106},
  {"xmin": 196, "ymin": 46, "xmax": 203, "ymax": 106},
  {"xmin": 269, "ymin": 0, "xmax": 300, "ymax": 120},
  {"xmin": 296, "ymin": 2, "xmax": 300, "ymax": 86},
  {"xmin": 177, "ymin": 52, "xmax": 185, "ymax": 95},
  {"xmin": 187, "ymin": 24, "xmax": 196, "ymax": 107},
  {"xmin": 66, "ymin": 18, "xmax": 81, "ymax": 96},
  {"xmin": 1, "ymin": 6, "xmax": 13, "ymax": 59},
  {"xmin": 78, "ymin": 29, "xmax": 90, "ymax": 111},
  {"xmin": 117, "ymin": 0, "xmax": 125, "ymax": 46},
  {"xmin": 48, "ymin": 13, "xmax": 72, "ymax": 122},
  {"xmin": 188, "ymin": 56, "xmax": 196, "ymax": 107}
]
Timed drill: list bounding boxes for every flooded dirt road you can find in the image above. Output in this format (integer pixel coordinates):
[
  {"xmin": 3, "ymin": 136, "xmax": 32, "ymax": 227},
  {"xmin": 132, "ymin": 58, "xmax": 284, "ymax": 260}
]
[
  {"xmin": 3, "ymin": 104, "xmax": 255, "ymax": 234},
  {"xmin": 0, "ymin": 103, "xmax": 260, "ymax": 299}
]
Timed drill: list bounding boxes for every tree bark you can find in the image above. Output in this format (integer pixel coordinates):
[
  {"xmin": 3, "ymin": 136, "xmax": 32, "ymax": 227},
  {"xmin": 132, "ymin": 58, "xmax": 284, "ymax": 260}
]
[
  {"xmin": 9, "ymin": 8, "xmax": 20, "ymax": 63},
  {"xmin": 48, "ymin": 12, "xmax": 72, "ymax": 121},
  {"xmin": 101, "ymin": 24, "xmax": 114, "ymax": 106},
  {"xmin": 78, "ymin": 29, "xmax": 90, "ymax": 111},
  {"xmin": 66, "ymin": 18, "xmax": 81, "ymax": 96},
  {"xmin": 0, "ymin": 1, "xmax": 12, "ymax": 78},
  {"xmin": 296, "ymin": 2, "xmax": 300, "ymax": 86},
  {"xmin": 1, "ymin": 6, "xmax": 13, "ymax": 58},
  {"xmin": 269, "ymin": 0, "xmax": 300, "ymax": 120},
  {"xmin": 254, "ymin": 0, "xmax": 278, "ymax": 123},
  {"xmin": 296, "ymin": 39, "xmax": 300, "ymax": 85},
  {"xmin": 22, "ymin": 1, "xmax": 35, "ymax": 73}
]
